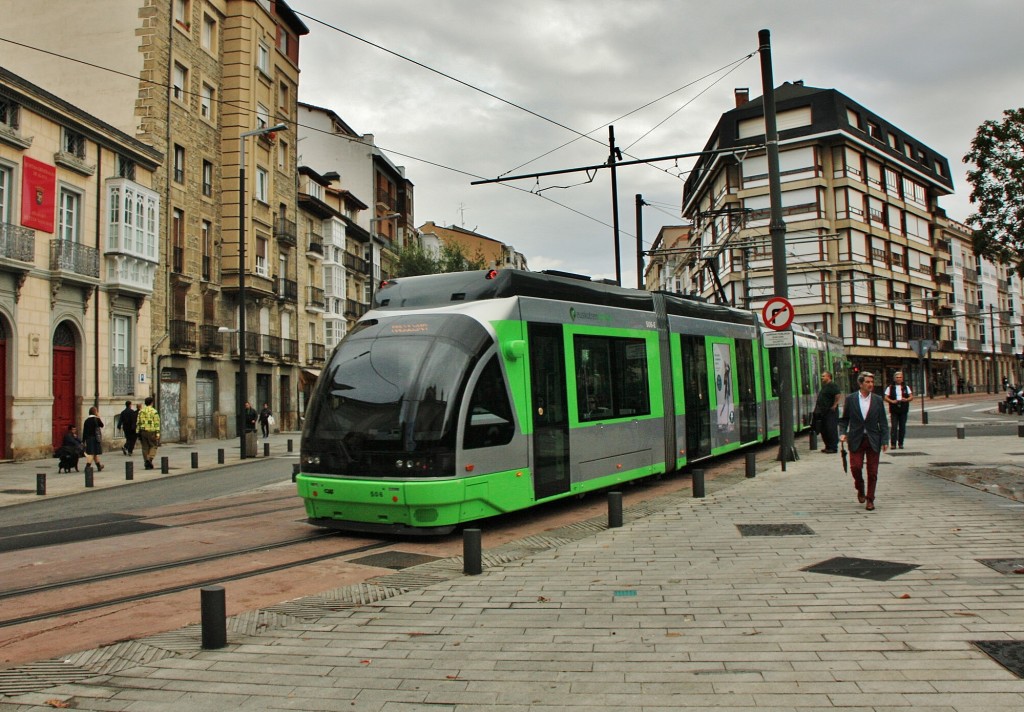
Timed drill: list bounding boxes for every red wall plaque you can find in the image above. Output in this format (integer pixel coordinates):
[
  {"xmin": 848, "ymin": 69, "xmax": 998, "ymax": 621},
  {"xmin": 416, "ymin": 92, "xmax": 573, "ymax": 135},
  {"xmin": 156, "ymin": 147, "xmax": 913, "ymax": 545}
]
[{"xmin": 21, "ymin": 156, "xmax": 56, "ymax": 233}]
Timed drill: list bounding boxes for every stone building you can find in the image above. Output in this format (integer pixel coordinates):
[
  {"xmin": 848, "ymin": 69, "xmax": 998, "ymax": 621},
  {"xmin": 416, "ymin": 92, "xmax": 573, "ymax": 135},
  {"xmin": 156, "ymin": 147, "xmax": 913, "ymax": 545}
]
[
  {"xmin": 643, "ymin": 225, "xmax": 690, "ymax": 293},
  {"xmin": 4, "ymin": 0, "xmax": 311, "ymax": 442},
  {"xmin": 1, "ymin": 67, "xmax": 161, "ymax": 459},
  {"xmin": 674, "ymin": 81, "xmax": 958, "ymax": 393}
]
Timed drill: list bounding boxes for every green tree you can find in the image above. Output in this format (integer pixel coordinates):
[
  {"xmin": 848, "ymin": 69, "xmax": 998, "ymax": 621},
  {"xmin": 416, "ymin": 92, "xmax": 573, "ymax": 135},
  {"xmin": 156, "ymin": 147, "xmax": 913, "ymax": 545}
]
[
  {"xmin": 395, "ymin": 240, "xmax": 490, "ymax": 276},
  {"xmin": 963, "ymin": 108, "xmax": 1024, "ymax": 274},
  {"xmin": 395, "ymin": 241, "xmax": 438, "ymax": 277},
  {"xmin": 438, "ymin": 242, "xmax": 488, "ymax": 273}
]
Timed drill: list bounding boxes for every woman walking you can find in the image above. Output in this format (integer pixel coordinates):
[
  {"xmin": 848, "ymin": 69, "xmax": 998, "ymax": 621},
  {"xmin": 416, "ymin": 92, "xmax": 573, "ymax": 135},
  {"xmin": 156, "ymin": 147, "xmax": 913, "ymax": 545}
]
[{"xmin": 82, "ymin": 406, "xmax": 105, "ymax": 471}]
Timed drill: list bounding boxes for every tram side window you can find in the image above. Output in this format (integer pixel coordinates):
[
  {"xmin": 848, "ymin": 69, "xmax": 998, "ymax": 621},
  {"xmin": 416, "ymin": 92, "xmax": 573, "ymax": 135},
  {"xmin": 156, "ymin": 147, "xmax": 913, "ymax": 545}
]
[
  {"xmin": 575, "ymin": 335, "xmax": 650, "ymax": 422},
  {"xmin": 463, "ymin": 355, "xmax": 515, "ymax": 449}
]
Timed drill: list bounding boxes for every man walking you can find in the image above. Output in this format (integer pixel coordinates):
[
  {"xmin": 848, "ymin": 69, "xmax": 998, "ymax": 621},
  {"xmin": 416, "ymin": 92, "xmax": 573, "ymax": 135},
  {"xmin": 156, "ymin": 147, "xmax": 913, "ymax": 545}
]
[
  {"xmin": 136, "ymin": 396, "xmax": 162, "ymax": 470},
  {"xmin": 813, "ymin": 371, "xmax": 842, "ymax": 454},
  {"xmin": 118, "ymin": 400, "xmax": 138, "ymax": 456},
  {"xmin": 884, "ymin": 371, "xmax": 913, "ymax": 449},
  {"xmin": 839, "ymin": 371, "xmax": 890, "ymax": 511}
]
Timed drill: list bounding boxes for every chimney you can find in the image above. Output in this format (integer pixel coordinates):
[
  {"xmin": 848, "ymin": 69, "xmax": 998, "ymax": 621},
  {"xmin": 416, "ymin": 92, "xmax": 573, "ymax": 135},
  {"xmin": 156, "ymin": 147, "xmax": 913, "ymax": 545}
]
[{"xmin": 734, "ymin": 88, "xmax": 750, "ymax": 108}]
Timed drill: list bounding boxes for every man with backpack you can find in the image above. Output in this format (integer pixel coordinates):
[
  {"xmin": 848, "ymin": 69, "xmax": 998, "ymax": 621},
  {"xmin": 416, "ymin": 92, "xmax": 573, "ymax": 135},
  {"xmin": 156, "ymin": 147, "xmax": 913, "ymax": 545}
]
[{"xmin": 884, "ymin": 371, "xmax": 913, "ymax": 449}]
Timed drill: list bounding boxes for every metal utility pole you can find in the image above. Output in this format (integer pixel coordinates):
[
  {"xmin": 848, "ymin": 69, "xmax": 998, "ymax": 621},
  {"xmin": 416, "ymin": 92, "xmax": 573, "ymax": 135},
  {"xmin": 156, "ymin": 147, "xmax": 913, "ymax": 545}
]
[
  {"xmin": 759, "ymin": 29, "xmax": 797, "ymax": 464},
  {"xmin": 990, "ymin": 304, "xmax": 998, "ymax": 393},
  {"xmin": 608, "ymin": 126, "xmax": 622, "ymax": 286},
  {"xmin": 635, "ymin": 194, "xmax": 646, "ymax": 289}
]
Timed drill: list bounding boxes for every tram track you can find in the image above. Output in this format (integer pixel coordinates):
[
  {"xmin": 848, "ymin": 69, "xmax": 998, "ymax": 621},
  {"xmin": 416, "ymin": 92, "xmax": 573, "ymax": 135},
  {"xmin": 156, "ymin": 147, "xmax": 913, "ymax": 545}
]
[{"xmin": 0, "ymin": 539, "xmax": 392, "ymax": 629}]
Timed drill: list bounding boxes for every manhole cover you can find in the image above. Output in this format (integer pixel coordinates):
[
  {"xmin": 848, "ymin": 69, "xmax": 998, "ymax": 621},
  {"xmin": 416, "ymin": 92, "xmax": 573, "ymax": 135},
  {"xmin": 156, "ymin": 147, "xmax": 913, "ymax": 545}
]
[
  {"xmin": 737, "ymin": 523, "xmax": 815, "ymax": 536},
  {"xmin": 351, "ymin": 550, "xmax": 441, "ymax": 570},
  {"xmin": 973, "ymin": 640, "xmax": 1024, "ymax": 678},
  {"xmin": 977, "ymin": 558, "xmax": 1024, "ymax": 575},
  {"xmin": 802, "ymin": 556, "xmax": 918, "ymax": 581}
]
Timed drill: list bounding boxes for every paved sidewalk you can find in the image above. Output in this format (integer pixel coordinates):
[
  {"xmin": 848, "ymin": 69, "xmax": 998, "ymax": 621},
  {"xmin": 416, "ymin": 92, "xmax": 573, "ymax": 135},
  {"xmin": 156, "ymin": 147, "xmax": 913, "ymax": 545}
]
[
  {"xmin": 3, "ymin": 429, "xmax": 1024, "ymax": 709},
  {"xmin": 0, "ymin": 433, "xmax": 302, "ymax": 509}
]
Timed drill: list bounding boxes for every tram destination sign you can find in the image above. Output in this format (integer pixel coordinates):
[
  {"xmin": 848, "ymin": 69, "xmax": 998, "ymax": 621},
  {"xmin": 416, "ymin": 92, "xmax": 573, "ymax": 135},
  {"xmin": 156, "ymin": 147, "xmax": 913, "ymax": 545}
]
[{"xmin": 762, "ymin": 330, "xmax": 794, "ymax": 349}]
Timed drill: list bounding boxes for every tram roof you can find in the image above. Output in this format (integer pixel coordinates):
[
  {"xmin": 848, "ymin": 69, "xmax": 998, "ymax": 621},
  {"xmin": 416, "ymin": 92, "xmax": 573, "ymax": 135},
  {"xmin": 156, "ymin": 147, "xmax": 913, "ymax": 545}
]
[{"xmin": 373, "ymin": 270, "xmax": 757, "ymax": 326}]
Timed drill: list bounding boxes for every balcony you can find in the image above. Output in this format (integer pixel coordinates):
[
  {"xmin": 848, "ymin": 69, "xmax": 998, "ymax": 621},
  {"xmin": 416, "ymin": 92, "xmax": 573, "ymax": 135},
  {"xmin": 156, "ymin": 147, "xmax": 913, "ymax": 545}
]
[
  {"xmin": 199, "ymin": 325, "xmax": 224, "ymax": 354},
  {"xmin": 1, "ymin": 222, "xmax": 35, "ymax": 263},
  {"xmin": 344, "ymin": 298, "xmax": 367, "ymax": 319},
  {"xmin": 50, "ymin": 239, "xmax": 99, "ymax": 279},
  {"xmin": 201, "ymin": 254, "xmax": 217, "ymax": 282},
  {"xmin": 228, "ymin": 331, "xmax": 260, "ymax": 357},
  {"xmin": 343, "ymin": 251, "xmax": 369, "ymax": 274},
  {"xmin": 934, "ymin": 272, "xmax": 952, "ymax": 286},
  {"xmin": 307, "ymin": 342, "xmax": 326, "ymax": 364},
  {"xmin": 306, "ymin": 230, "xmax": 324, "ymax": 259},
  {"xmin": 172, "ymin": 246, "xmax": 185, "ymax": 274},
  {"xmin": 261, "ymin": 334, "xmax": 281, "ymax": 359},
  {"xmin": 306, "ymin": 285, "xmax": 325, "ymax": 312},
  {"xmin": 112, "ymin": 365, "xmax": 135, "ymax": 396},
  {"xmin": 170, "ymin": 319, "xmax": 197, "ymax": 352},
  {"xmin": 275, "ymin": 217, "xmax": 297, "ymax": 247},
  {"xmin": 277, "ymin": 277, "xmax": 298, "ymax": 302},
  {"xmin": 282, "ymin": 338, "xmax": 298, "ymax": 363}
]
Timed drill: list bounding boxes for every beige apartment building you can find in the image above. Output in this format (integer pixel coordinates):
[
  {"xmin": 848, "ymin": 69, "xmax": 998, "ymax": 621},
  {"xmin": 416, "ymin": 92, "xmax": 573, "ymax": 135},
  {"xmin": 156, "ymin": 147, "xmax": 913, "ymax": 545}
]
[
  {"xmin": 418, "ymin": 222, "xmax": 528, "ymax": 271},
  {"xmin": 4, "ymin": 0, "xmax": 311, "ymax": 442},
  {"xmin": 668, "ymin": 82, "xmax": 959, "ymax": 395},
  {"xmin": 1, "ymin": 67, "xmax": 161, "ymax": 460}
]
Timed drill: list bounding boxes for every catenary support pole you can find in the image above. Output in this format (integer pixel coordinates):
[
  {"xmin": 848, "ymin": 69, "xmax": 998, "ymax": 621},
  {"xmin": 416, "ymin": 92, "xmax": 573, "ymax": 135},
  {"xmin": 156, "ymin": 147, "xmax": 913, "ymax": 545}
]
[
  {"xmin": 609, "ymin": 126, "xmax": 622, "ymax": 286},
  {"xmin": 759, "ymin": 29, "xmax": 797, "ymax": 464},
  {"xmin": 635, "ymin": 194, "xmax": 645, "ymax": 289}
]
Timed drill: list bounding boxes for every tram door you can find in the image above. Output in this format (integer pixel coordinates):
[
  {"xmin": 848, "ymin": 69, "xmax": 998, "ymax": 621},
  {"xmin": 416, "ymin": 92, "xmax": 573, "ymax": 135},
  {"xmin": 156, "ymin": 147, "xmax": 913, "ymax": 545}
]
[
  {"xmin": 736, "ymin": 339, "xmax": 758, "ymax": 443},
  {"xmin": 681, "ymin": 335, "xmax": 711, "ymax": 460},
  {"xmin": 528, "ymin": 323, "xmax": 570, "ymax": 500}
]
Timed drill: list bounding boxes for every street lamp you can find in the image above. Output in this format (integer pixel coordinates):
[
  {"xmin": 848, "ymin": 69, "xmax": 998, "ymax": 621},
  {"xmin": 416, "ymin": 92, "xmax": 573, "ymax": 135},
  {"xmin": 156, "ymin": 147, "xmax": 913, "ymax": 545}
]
[{"xmin": 237, "ymin": 122, "xmax": 287, "ymax": 459}]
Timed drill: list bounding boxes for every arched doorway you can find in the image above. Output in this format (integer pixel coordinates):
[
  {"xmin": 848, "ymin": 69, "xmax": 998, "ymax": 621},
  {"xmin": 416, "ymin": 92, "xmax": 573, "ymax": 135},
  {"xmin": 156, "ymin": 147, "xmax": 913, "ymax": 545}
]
[{"xmin": 52, "ymin": 321, "xmax": 77, "ymax": 450}]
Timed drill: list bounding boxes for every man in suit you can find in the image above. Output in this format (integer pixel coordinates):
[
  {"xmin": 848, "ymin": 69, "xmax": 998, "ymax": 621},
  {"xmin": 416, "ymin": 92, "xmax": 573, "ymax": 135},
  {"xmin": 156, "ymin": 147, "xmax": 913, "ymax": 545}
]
[{"xmin": 839, "ymin": 371, "xmax": 890, "ymax": 511}]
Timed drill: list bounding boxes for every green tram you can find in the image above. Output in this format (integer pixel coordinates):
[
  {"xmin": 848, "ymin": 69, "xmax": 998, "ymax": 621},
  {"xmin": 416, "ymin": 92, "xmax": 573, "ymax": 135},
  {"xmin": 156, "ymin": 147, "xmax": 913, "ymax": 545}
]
[{"xmin": 297, "ymin": 269, "xmax": 846, "ymax": 534}]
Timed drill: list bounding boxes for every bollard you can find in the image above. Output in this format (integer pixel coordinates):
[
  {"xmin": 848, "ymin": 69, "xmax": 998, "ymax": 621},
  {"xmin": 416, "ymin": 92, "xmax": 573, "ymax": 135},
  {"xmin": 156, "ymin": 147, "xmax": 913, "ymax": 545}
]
[
  {"xmin": 608, "ymin": 491, "xmax": 623, "ymax": 528},
  {"xmin": 161, "ymin": 456, "xmax": 169, "ymax": 474},
  {"xmin": 808, "ymin": 428, "xmax": 818, "ymax": 451},
  {"xmin": 125, "ymin": 461, "xmax": 134, "ymax": 480},
  {"xmin": 200, "ymin": 586, "xmax": 227, "ymax": 649},
  {"xmin": 745, "ymin": 452, "xmax": 756, "ymax": 478},
  {"xmin": 1018, "ymin": 423, "xmax": 1024, "ymax": 439},
  {"xmin": 84, "ymin": 463, "xmax": 94, "ymax": 488},
  {"xmin": 922, "ymin": 411, "xmax": 929, "ymax": 425},
  {"xmin": 957, "ymin": 424, "xmax": 966, "ymax": 440},
  {"xmin": 292, "ymin": 462, "xmax": 300, "ymax": 482},
  {"xmin": 263, "ymin": 441, "xmax": 270, "ymax": 457},
  {"xmin": 463, "ymin": 528, "xmax": 482, "ymax": 575},
  {"xmin": 191, "ymin": 451, "xmax": 199, "ymax": 469},
  {"xmin": 36, "ymin": 473, "xmax": 46, "ymax": 496},
  {"xmin": 691, "ymin": 468, "xmax": 705, "ymax": 498},
  {"xmin": 217, "ymin": 448, "xmax": 225, "ymax": 464},
  {"xmin": 287, "ymin": 438, "xmax": 293, "ymax": 453}
]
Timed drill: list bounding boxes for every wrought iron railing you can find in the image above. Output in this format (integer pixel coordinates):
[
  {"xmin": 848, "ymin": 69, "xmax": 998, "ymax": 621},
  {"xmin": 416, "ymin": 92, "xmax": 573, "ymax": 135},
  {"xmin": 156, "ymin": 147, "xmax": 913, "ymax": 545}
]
[
  {"xmin": 343, "ymin": 251, "xmax": 369, "ymax": 273},
  {"xmin": 199, "ymin": 325, "xmax": 224, "ymax": 354},
  {"xmin": 112, "ymin": 365, "xmax": 135, "ymax": 396},
  {"xmin": 278, "ymin": 277, "xmax": 298, "ymax": 302},
  {"xmin": 345, "ymin": 299, "xmax": 367, "ymax": 318},
  {"xmin": 50, "ymin": 239, "xmax": 99, "ymax": 277},
  {"xmin": 229, "ymin": 331, "xmax": 260, "ymax": 356},
  {"xmin": 170, "ymin": 319, "xmax": 197, "ymax": 351},
  {"xmin": 307, "ymin": 230, "xmax": 323, "ymax": 255},
  {"xmin": 0, "ymin": 222, "xmax": 34, "ymax": 262},
  {"xmin": 261, "ymin": 334, "xmax": 281, "ymax": 359},
  {"xmin": 275, "ymin": 217, "xmax": 297, "ymax": 247},
  {"xmin": 172, "ymin": 246, "xmax": 185, "ymax": 273},
  {"xmin": 306, "ymin": 285, "xmax": 325, "ymax": 310},
  {"xmin": 308, "ymin": 342, "xmax": 326, "ymax": 363}
]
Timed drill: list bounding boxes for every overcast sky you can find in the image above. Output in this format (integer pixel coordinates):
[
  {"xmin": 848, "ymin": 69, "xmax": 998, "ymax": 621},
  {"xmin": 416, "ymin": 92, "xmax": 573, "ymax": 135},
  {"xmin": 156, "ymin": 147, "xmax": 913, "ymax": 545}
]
[{"xmin": 293, "ymin": 0, "xmax": 1024, "ymax": 286}]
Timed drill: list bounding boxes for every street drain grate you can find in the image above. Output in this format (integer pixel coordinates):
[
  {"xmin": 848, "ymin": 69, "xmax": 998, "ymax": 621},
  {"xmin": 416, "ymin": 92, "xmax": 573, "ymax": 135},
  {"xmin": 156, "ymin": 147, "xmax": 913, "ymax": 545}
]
[
  {"xmin": 887, "ymin": 451, "xmax": 927, "ymax": 456},
  {"xmin": 351, "ymin": 550, "xmax": 442, "ymax": 570},
  {"xmin": 972, "ymin": 640, "xmax": 1024, "ymax": 678},
  {"xmin": 737, "ymin": 523, "xmax": 815, "ymax": 536},
  {"xmin": 0, "ymin": 489, "xmax": 35, "ymax": 495},
  {"xmin": 802, "ymin": 556, "xmax": 919, "ymax": 581},
  {"xmin": 977, "ymin": 558, "xmax": 1024, "ymax": 575},
  {"xmin": 932, "ymin": 462, "xmax": 976, "ymax": 467}
]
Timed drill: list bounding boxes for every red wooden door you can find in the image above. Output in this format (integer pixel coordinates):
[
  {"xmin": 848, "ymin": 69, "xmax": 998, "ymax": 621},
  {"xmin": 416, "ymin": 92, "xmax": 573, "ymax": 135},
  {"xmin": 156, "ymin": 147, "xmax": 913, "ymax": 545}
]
[{"xmin": 52, "ymin": 346, "xmax": 76, "ymax": 450}]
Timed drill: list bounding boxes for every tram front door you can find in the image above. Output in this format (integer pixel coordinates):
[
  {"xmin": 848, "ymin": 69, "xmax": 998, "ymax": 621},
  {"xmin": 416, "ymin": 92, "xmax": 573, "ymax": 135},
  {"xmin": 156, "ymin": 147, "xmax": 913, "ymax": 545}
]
[{"xmin": 528, "ymin": 323, "xmax": 570, "ymax": 500}]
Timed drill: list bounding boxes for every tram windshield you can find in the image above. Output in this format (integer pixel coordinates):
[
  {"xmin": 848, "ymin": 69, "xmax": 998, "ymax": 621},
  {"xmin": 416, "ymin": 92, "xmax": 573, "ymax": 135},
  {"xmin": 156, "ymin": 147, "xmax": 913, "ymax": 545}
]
[{"xmin": 302, "ymin": 313, "xmax": 492, "ymax": 477}]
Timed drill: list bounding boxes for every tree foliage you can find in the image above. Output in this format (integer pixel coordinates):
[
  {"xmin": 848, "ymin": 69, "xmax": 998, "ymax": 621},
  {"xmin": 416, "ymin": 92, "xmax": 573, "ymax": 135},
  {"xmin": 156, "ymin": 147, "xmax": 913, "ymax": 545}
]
[
  {"xmin": 395, "ymin": 240, "xmax": 488, "ymax": 277},
  {"xmin": 963, "ymin": 108, "xmax": 1024, "ymax": 274}
]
